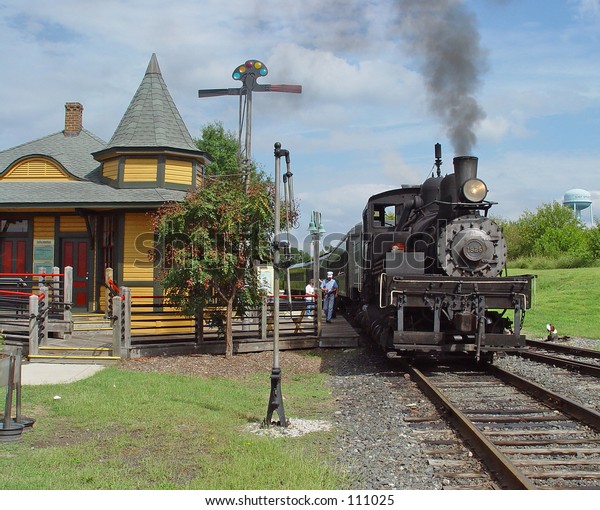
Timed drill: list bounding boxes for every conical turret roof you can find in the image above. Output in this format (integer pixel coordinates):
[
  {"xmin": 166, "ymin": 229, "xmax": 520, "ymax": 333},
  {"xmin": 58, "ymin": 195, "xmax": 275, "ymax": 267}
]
[{"xmin": 107, "ymin": 54, "xmax": 198, "ymax": 152}]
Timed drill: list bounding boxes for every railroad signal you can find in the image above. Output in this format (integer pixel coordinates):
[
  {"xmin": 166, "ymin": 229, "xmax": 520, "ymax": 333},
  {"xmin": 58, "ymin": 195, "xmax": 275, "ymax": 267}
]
[
  {"xmin": 232, "ymin": 59, "xmax": 268, "ymax": 81},
  {"xmin": 198, "ymin": 60, "xmax": 302, "ymax": 191}
]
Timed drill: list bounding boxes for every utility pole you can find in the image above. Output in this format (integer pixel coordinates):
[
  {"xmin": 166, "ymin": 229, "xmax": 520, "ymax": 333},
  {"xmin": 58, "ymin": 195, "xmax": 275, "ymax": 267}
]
[{"xmin": 198, "ymin": 60, "xmax": 302, "ymax": 191}]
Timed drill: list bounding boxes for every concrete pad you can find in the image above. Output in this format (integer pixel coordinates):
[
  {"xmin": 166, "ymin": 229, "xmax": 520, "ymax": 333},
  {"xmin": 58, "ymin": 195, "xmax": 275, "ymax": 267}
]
[{"xmin": 21, "ymin": 364, "xmax": 105, "ymax": 385}]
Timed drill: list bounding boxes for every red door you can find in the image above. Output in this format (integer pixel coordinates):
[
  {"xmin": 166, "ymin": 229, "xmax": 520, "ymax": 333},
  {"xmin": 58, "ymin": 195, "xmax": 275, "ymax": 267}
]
[
  {"xmin": 1, "ymin": 239, "xmax": 27, "ymax": 273},
  {"xmin": 62, "ymin": 238, "xmax": 89, "ymax": 308}
]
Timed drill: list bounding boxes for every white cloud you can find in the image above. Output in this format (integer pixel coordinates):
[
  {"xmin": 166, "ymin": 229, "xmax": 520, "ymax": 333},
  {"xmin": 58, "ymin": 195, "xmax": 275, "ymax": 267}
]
[
  {"xmin": 573, "ymin": 0, "xmax": 600, "ymax": 17},
  {"xmin": 2, "ymin": 0, "xmax": 600, "ymax": 238}
]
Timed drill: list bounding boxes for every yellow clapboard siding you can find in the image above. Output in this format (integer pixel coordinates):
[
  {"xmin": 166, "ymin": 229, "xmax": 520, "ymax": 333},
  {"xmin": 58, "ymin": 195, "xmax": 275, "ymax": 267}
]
[
  {"xmin": 102, "ymin": 159, "xmax": 119, "ymax": 180},
  {"xmin": 129, "ymin": 286, "xmax": 155, "ymax": 298},
  {"xmin": 165, "ymin": 159, "xmax": 193, "ymax": 185},
  {"xmin": 123, "ymin": 213, "xmax": 154, "ymax": 281},
  {"xmin": 2, "ymin": 157, "xmax": 73, "ymax": 181},
  {"xmin": 130, "ymin": 309, "xmax": 196, "ymax": 335},
  {"xmin": 34, "ymin": 216, "xmax": 55, "ymax": 239},
  {"xmin": 123, "ymin": 158, "xmax": 157, "ymax": 182},
  {"xmin": 60, "ymin": 216, "xmax": 86, "ymax": 232},
  {"xmin": 129, "ymin": 286, "xmax": 159, "ymax": 313}
]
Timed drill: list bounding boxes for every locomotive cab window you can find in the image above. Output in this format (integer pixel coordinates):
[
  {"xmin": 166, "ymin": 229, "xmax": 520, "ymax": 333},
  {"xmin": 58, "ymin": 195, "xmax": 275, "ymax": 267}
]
[{"xmin": 372, "ymin": 205, "xmax": 395, "ymax": 228}]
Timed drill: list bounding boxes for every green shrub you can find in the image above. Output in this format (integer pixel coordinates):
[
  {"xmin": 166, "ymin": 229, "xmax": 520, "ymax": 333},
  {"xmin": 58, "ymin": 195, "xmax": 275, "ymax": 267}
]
[{"xmin": 496, "ymin": 201, "xmax": 600, "ymax": 268}]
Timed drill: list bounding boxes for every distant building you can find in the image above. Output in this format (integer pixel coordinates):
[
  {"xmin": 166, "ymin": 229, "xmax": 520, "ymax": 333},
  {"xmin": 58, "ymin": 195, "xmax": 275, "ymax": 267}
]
[{"xmin": 0, "ymin": 54, "xmax": 210, "ymax": 311}]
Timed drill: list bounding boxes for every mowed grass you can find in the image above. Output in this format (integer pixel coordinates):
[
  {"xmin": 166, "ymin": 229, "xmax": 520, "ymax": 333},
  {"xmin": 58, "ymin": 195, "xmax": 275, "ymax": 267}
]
[
  {"xmin": 509, "ymin": 266, "xmax": 600, "ymax": 340},
  {"xmin": 0, "ymin": 364, "xmax": 349, "ymax": 490}
]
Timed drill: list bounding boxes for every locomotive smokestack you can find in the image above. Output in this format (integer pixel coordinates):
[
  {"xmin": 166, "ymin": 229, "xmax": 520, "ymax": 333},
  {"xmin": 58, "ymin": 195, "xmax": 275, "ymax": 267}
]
[{"xmin": 453, "ymin": 156, "xmax": 478, "ymax": 196}]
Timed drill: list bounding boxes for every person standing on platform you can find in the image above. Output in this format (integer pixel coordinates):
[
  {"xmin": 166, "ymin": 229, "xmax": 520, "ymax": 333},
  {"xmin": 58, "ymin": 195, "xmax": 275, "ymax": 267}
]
[
  {"xmin": 320, "ymin": 271, "xmax": 338, "ymax": 323},
  {"xmin": 305, "ymin": 279, "xmax": 316, "ymax": 316}
]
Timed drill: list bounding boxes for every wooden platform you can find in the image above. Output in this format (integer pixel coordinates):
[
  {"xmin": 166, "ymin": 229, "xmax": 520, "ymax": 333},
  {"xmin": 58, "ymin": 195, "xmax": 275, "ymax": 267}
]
[
  {"xmin": 27, "ymin": 315, "xmax": 361, "ymax": 361},
  {"xmin": 318, "ymin": 316, "xmax": 361, "ymax": 347}
]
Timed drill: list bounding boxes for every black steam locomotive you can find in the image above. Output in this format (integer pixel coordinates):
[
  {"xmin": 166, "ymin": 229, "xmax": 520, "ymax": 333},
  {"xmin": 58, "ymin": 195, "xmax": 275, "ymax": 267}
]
[{"xmin": 320, "ymin": 145, "xmax": 534, "ymax": 362}]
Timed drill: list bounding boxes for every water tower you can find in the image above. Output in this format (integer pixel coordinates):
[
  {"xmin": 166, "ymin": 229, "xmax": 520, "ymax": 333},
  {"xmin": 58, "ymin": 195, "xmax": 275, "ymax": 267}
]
[{"xmin": 563, "ymin": 189, "xmax": 593, "ymax": 226}]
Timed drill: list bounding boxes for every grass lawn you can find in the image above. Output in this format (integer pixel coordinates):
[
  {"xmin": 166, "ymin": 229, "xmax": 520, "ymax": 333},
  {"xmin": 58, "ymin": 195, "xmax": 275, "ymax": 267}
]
[
  {"xmin": 510, "ymin": 266, "xmax": 600, "ymax": 340},
  {"xmin": 0, "ymin": 364, "xmax": 350, "ymax": 490}
]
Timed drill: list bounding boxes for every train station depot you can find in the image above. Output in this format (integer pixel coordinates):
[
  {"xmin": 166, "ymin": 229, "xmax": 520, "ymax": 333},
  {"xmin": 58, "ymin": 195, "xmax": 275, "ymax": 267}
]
[{"xmin": 0, "ymin": 54, "xmax": 210, "ymax": 312}]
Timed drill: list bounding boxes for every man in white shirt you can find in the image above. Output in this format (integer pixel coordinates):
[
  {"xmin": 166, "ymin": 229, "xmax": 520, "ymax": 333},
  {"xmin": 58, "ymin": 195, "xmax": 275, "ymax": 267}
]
[{"xmin": 305, "ymin": 279, "xmax": 316, "ymax": 316}]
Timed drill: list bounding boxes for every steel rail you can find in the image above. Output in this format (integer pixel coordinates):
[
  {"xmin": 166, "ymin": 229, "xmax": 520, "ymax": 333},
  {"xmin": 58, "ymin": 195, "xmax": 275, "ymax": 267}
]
[
  {"xmin": 526, "ymin": 339, "xmax": 600, "ymax": 359},
  {"xmin": 487, "ymin": 364, "xmax": 600, "ymax": 432},
  {"xmin": 518, "ymin": 350, "xmax": 600, "ymax": 378},
  {"xmin": 401, "ymin": 362, "xmax": 537, "ymax": 489}
]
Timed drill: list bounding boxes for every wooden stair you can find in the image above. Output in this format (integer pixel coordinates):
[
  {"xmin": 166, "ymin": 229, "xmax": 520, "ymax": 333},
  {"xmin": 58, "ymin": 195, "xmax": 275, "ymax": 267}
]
[
  {"xmin": 72, "ymin": 312, "xmax": 112, "ymax": 331},
  {"xmin": 29, "ymin": 347, "xmax": 120, "ymax": 365},
  {"xmin": 28, "ymin": 313, "xmax": 119, "ymax": 364}
]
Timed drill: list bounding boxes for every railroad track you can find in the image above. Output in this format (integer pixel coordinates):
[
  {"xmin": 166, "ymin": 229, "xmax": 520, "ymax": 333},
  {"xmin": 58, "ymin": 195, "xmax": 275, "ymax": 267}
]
[
  {"xmin": 402, "ymin": 401, "xmax": 500, "ymax": 489},
  {"xmin": 402, "ymin": 362, "xmax": 600, "ymax": 489},
  {"xmin": 518, "ymin": 340, "xmax": 600, "ymax": 377}
]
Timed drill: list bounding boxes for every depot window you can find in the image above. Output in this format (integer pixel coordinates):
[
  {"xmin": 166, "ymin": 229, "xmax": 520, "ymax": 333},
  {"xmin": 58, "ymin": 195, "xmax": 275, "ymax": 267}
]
[{"xmin": 1, "ymin": 219, "xmax": 29, "ymax": 233}]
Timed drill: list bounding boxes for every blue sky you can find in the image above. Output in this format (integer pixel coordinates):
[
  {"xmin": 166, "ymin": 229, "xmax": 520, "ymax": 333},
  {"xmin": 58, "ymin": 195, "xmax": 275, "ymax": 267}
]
[{"xmin": 1, "ymin": 0, "xmax": 599, "ymax": 252}]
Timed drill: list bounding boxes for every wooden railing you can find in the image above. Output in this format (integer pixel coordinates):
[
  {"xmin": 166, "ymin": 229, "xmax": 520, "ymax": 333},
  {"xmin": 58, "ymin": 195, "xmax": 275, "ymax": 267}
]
[
  {"xmin": 0, "ymin": 285, "xmax": 48, "ymax": 355},
  {"xmin": 0, "ymin": 267, "xmax": 73, "ymax": 351},
  {"xmin": 103, "ymin": 275, "xmax": 317, "ymax": 358}
]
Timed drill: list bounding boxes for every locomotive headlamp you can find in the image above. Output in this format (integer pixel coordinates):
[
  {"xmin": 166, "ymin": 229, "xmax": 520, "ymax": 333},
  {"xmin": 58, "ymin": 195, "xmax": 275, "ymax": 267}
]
[{"xmin": 462, "ymin": 178, "xmax": 488, "ymax": 203}]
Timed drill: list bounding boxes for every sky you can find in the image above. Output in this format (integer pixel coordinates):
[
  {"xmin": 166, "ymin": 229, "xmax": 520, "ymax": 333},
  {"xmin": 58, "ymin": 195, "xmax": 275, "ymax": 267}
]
[{"xmin": 1, "ymin": 0, "xmax": 599, "ymax": 253}]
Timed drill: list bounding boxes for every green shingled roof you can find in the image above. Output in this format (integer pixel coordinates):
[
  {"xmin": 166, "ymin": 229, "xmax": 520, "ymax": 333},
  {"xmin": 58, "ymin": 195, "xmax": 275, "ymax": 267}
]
[
  {"xmin": 0, "ymin": 129, "xmax": 106, "ymax": 180},
  {"xmin": 107, "ymin": 54, "xmax": 198, "ymax": 152}
]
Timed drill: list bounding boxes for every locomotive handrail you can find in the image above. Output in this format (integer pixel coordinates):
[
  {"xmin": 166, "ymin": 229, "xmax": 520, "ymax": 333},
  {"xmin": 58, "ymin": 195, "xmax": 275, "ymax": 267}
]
[
  {"xmin": 379, "ymin": 273, "xmax": 386, "ymax": 308},
  {"xmin": 433, "ymin": 200, "xmax": 496, "ymax": 207},
  {"xmin": 390, "ymin": 275, "xmax": 534, "ymax": 283}
]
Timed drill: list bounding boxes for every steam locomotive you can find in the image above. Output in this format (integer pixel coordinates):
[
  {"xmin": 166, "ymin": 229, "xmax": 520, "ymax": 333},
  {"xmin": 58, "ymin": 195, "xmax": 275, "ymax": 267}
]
[{"xmin": 301, "ymin": 145, "xmax": 534, "ymax": 362}]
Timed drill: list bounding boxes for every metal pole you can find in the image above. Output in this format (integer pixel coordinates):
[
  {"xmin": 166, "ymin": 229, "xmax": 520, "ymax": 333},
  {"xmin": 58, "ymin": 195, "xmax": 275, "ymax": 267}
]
[
  {"xmin": 313, "ymin": 233, "xmax": 322, "ymax": 337},
  {"xmin": 273, "ymin": 144, "xmax": 281, "ymax": 372},
  {"xmin": 310, "ymin": 211, "xmax": 324, "ymax": 337},
  {"xmin": 244, "ymin": 85, "xmax": 252, "ymax": 193},
  {"xmin": 264, "ymin": 142, "xmax": 287, "ymax": 427}
]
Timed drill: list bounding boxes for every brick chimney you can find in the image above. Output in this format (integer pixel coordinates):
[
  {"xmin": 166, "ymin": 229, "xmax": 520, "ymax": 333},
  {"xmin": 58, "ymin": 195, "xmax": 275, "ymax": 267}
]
[{"xmin": 64, "ymin": 102, "xmax": 83, "ymax": 136}]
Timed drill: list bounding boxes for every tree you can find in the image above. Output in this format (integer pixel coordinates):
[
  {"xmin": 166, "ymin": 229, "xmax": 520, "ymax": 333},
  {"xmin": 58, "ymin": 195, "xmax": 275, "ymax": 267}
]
[
  {"xmin": 587, "ymin": 223, "xmax": 600, "ymax": 259},
  {"xmin": 519, "ymin": 202, "xmax": 585, "ymax": 256},
  {"xmin": 499, "ymin": 202, "xmax": 587, "ymax": 259},
  {"xmin": 196, "ymin": 121, "xmax": 245, "ymax": 178},
  {"xmin": 153, "ymin": 123, "xmax": 274, "ymax": 357}
]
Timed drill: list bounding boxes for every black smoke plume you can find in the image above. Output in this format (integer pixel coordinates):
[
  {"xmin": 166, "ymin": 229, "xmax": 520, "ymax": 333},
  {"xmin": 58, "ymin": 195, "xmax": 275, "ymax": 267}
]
[{"xmin": 396, "ymin": 0, "xmax": 488, "ymax": 155}]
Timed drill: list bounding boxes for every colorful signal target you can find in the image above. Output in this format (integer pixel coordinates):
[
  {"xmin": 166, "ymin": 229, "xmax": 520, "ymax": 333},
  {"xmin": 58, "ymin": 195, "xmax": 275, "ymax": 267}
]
[{"xmin": 232, "ymin": 60, "xmax": 268, "ymax": 81}]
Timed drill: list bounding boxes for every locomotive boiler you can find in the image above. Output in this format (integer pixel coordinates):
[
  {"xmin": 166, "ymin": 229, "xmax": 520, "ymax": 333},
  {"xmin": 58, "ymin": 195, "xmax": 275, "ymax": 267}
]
[{"xmin": 335, "ymin": 144, "xmax": 534, "ymax": 362}]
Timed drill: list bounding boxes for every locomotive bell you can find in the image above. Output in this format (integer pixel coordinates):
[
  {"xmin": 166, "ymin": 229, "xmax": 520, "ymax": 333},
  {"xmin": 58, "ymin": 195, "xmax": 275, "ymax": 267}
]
[{"xmin": 453, "ymin": 156, "xmax": 478, "ymax": 198}]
